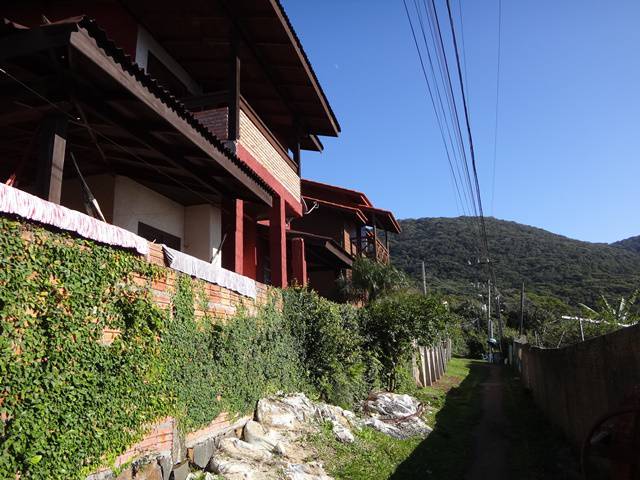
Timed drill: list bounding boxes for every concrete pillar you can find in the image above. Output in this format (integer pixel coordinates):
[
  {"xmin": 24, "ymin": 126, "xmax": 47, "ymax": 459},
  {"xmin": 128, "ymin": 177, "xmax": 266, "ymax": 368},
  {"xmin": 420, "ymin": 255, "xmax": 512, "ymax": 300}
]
[
  {"xmin": 270, "ymin": 195, "xmax": 287, "ymax": 287},
  {"xmin": 290, "ymin": 237, "xmax": 307, "ymax": 286},
  {"xmin": 420, "ymin": 347, "xmax": 430, "ymax": 386}
]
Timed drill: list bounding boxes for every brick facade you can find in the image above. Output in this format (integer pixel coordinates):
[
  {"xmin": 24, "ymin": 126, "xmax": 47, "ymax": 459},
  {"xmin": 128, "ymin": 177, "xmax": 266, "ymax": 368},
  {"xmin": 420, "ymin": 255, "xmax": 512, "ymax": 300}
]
[
  {"xmin": 101, "ymin": 244, "xmax": 271, "ymax": 475},
  {"xmin": 146, "ymin": 242, "xmax": 270, "ymax": 319},
  {"xmin": 238, "ymin": 110, "xmax": 301, "ymax": 201},
  {"xmin": 192, "ymin": 107, "xmax": 229, "ymax": 141},
  {"xmin": 192, "ymin": 106, "xmax": 301, "ymax": 202}
]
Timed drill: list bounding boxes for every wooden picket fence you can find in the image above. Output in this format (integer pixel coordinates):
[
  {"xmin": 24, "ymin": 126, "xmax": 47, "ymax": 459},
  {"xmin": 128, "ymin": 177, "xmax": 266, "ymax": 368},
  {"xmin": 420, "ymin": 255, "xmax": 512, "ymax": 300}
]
[{"xmin": 412, "ymin": 339, "xmax": 452, "ymax": 387}]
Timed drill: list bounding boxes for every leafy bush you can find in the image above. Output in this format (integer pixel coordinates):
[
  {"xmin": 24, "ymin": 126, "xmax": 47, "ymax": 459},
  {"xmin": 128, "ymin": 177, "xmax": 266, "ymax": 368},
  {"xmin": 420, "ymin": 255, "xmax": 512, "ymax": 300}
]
[
  {"xmin": 363, "ymin": 292, "xmax": 457, "ymax": 390},
  {"xmin": 0, "ymin": 218, "xmax": 457, "ymax": 478},
  {"xmin": 282, "ymin": 288, "xmax": 370, "ymax": 407}
]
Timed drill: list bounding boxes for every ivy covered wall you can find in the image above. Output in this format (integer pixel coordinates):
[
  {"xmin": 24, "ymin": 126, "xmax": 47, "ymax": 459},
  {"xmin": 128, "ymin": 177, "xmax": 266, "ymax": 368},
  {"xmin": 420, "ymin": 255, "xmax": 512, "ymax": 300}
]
[
  {"xmin": 0, "ymin": 218, "xmax": 310, "ymax": 479},
  {"xmin": 0, "ymin": 217, "xmax": 457, "ymax": 479}
]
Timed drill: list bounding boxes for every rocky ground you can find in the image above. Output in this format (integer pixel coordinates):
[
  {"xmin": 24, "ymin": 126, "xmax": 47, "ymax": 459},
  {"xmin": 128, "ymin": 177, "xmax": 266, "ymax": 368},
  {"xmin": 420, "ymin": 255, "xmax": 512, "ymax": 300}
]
[{"xmin": 185, "ymin": 391, "xmax": 432, "ymax": 480}]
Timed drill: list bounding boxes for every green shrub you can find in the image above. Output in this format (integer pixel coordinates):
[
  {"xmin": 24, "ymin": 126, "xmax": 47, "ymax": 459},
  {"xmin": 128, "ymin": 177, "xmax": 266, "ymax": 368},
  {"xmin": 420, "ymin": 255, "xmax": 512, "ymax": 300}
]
[
  {"xmin": 282, "ymin": 288, "xmax": 370, "ymax": 407},
  {"xmin": 0, "ymin": 219, "xmax": 312, "ymax": 479},
  {"xmin": 364, "ymin": 292, "xmax": 456, "ymax": 390}
]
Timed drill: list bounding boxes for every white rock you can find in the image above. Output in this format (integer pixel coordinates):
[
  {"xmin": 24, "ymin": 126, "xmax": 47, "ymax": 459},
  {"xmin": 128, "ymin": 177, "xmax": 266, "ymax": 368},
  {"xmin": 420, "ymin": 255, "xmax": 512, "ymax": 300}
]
[
  {"xmin": 363, "ymin": 392, "xmax": 422, "ymax": 418},
  {"xmin": 216, "ymin": 437, "xmax": 273, "ymax": 463},
  {"xmin": 256, "ymin": 393, "xmax": 315, "ymax": 430},
  {"xmin": 208, "ymin": 457, "xmax": 272, "ymax": 480},
  {"xmin": 243, "ymin": 420, "xmax": 281, "ymax": 452},
  {"xmin": 363, "ymin": 416, "xmax": 432, "ymax": 439},
  {"xmin": 330, "ymin": 420, "xmax": 354, "ymax": 443},
  {"xmin": 283, "ymin": 462, "xmax": 333, "ymax": 480}
]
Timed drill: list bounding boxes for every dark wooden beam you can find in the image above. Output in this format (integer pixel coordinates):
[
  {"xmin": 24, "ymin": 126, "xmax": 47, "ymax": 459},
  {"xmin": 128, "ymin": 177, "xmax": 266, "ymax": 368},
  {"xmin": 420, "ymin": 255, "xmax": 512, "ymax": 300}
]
[
  {"xmin": 293, "ymin": 128, "xmax": 301, "ymax": 176},
  {"xmin": 36, "ymin": 115, "xmax": 67, "ymax": 204},
  {"xmin": 228, "ymin": 28, "xmax": 240, "ymax": 141}
]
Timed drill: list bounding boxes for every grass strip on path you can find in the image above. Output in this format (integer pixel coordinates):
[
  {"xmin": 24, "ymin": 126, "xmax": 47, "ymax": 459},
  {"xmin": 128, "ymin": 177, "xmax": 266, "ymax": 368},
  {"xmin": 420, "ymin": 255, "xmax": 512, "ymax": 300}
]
[{"xmin": 310, "ymin": 358, "xmax": 487, "ymax": 480}]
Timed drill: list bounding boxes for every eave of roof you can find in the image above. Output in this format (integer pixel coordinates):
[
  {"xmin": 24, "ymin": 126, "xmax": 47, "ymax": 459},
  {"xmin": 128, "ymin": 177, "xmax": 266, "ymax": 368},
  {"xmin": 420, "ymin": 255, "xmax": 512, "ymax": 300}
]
[
  {"xmin": 119, "ymin": 0, "xmax": 340, "ymax": 138},
  {"xmin": 2, "ymin": 16, "xmax": 275, "ymax": 204},
  {"xmin": 302, "ymin": 178, "xmax": 401, "ymax": 233},
  {"xmin": 271, "ymin": 0, "xmax": 340, "ymax": 135},
  {"xmin": 303, "ymin": 196, "xmax": 368, "ymax": 225},
  {"xmin": 358, "ymin": 205, "xmax": 402, "ymax": 234}
]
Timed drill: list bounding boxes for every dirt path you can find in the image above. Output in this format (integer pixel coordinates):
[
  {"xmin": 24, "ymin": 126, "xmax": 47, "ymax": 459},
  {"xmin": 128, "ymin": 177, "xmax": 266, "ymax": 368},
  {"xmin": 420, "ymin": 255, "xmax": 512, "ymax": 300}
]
[{"xmin": 465, "ymin": 364, "xmax": 509, "ymax": 480}]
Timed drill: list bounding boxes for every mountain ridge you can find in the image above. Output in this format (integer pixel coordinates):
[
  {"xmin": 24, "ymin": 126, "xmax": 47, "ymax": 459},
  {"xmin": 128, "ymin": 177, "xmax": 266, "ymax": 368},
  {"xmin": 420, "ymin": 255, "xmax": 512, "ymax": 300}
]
[{"xmin": 389, "ymin": 216, "xmax": 640, "ymax": 307}]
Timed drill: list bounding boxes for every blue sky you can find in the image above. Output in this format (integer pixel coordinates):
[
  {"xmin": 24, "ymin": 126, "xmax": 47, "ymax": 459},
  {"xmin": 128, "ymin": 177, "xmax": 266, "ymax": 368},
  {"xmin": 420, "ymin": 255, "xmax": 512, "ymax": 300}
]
[{"xmin": 282, "ymin": 0, "xmax": 640, "ymax": 243}]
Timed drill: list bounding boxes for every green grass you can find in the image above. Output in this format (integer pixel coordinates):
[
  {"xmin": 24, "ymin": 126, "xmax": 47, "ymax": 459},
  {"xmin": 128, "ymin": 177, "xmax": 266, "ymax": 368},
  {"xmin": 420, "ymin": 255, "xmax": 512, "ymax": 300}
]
[
  {"xmin": 310, "ymin": 358, "xmax": 487, "ymax": 480},
  {"xmin": 502, "ymin": 367, "xmax": 581, "ymax": 479}
]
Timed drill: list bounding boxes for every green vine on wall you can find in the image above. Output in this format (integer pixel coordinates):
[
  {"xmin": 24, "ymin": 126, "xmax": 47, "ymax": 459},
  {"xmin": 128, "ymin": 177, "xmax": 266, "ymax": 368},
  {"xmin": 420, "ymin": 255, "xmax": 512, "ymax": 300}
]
[
  {"xmin": 0, "ymin": 218, "xmax": 313, "ymax": 479},
  {"xmin": 0, "ymin": 218, "xmax": 166, "ymax": 479},
  {"xmin": 0, "ymin": 217, "xmax": 459, "ymax": 479}
]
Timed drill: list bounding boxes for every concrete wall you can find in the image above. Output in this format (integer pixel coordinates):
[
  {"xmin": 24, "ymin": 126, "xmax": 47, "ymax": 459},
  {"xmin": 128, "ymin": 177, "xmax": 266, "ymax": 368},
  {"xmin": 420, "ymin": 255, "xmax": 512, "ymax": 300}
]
[
  {"xmin": 112, "ymin": 176, "xmax": 185, "ymax": 246},
  {"xmin": 63, "ymin": 175, "xmax": 223, "ymax": 264},
  {"xmin": 184, "ymin": 204, "xmax": 222, "ymax": 267},
  {"xmin": 516, "ymin": 324, "xmax": 640, "ymax": 448}
]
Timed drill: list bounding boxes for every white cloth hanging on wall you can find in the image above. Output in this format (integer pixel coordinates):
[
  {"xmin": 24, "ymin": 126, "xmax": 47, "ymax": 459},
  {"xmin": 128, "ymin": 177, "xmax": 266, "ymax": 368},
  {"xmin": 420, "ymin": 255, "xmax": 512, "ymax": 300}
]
[
  {"xmin": 162, "ymin": 245, "xmax": 257, "ymax": 299},
  {"xmin": 0, "ymin": 183, "xmax": 149, "ymax": 255}
]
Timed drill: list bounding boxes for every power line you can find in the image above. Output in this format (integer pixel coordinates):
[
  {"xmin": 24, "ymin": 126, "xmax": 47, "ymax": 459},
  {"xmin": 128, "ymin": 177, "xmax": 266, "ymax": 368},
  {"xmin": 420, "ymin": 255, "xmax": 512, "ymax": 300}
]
[{"xmin": 402, "ymin": 0, "xmax": 471, "ymax": 217}]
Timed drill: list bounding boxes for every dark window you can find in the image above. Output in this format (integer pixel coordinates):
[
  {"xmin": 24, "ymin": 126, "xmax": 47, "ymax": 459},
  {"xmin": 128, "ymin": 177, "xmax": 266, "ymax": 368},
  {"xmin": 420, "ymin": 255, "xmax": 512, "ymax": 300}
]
[
  {"xmin": 138, "ymin": 222, "xmax": 181, "ymax": 250},
  {"xmin": 146, "ymin": 51, "xmax": 189, "ymax": 97}
]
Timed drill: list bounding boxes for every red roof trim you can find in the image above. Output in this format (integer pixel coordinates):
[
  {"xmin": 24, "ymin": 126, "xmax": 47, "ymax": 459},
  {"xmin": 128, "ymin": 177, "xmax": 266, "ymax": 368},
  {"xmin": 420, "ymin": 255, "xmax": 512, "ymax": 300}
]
[{"xmin": 303, "ymin": 196, "xmax": 368, "ymax": 224}]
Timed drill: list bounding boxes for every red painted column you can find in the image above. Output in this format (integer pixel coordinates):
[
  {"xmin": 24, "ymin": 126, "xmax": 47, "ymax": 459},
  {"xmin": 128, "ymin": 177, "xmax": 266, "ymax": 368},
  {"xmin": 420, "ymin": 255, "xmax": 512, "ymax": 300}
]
[
  {"xmin": 270, "ymin": 195, "xmax": 287, "ymax": 287},
  {"xmin": 222, "ymin": 198, "xmax": 244, "ymax": 274},
  {"xmin": 233, "ymin": 199, "xmax": 244, "ymax": 275},
  {"xmin": 290, "ymin": 237, "xmax": 307, "ymax": 286}
]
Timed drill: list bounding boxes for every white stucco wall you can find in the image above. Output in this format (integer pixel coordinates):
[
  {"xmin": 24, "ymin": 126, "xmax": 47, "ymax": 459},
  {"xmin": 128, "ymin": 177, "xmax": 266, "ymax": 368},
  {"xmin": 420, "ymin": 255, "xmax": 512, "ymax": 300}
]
[
  {"xmin": 62, "ymin": 175, "xmax": 223, "ymax": 263},
  {"xmin": 112, "ymin": 176, "xmax": 185, "ymax": 244},
  {"xmin": 184, "ymin": 204, "xmax": 222, "ymax": 267}
]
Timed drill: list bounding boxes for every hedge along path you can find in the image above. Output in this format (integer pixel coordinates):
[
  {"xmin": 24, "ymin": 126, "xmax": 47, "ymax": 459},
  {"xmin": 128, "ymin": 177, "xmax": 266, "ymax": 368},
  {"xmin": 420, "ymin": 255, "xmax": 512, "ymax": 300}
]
[{"xmin": 0, "ymin": 218, "xmax": 312, "ymax": 479}]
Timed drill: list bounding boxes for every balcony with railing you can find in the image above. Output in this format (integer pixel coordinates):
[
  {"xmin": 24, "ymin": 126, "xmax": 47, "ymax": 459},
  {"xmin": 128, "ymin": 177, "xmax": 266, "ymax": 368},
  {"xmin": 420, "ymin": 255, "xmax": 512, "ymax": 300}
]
[{"xmin": 351, "ymin": 231, "xmax": 390, "ymax": 264}]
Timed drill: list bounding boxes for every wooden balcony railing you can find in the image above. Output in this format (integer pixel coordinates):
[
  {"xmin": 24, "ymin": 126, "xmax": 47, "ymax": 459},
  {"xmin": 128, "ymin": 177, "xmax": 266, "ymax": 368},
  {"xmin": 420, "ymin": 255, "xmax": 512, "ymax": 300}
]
[{"xmin": 351, "ymin": 234, "xmax": 390, "ymax": 264}]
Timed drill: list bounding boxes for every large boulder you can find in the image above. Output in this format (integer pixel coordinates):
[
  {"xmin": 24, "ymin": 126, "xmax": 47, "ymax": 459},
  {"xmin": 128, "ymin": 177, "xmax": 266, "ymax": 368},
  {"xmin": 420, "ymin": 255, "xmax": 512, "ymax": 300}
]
[
  {"xmin": 255, "ymin": 393, "xmax": 316, "ymax": 431},
  {"xmin": 362, "ymin": 392, "xmax": 432, "ymax": 439},
  {"xmin": 363, "ymin": 392, "xmax": 422, "ymax": 418},
  {"xmin": 363, "ymin": 416, "xmax": 432, "ymax": 440}
]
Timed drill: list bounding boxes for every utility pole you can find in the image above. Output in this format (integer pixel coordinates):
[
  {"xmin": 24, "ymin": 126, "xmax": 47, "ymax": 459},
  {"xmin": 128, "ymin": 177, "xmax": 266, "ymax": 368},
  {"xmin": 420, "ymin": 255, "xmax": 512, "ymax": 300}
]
[
  {"xmin": 487, "ymin": 280, "xmax": 493, "ymax": 363},
  {"xmin": 496, "ymin": 294, "xmax": 503, "ymax": 343},
  {"xmin": 421, "ymin": 261, "xmax": 427, "ymax": 295},
  {"xmin": 487, "ymin": 280, "xmax": 492, "ymax": 339},
  {"xmin": 519, "ymin": 282, "xmax": 525, "ymax": 336}
]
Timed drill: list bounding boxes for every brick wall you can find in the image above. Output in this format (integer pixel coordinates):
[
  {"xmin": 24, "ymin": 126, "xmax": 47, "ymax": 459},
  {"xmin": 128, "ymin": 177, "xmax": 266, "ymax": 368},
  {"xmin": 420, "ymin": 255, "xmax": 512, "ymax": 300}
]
[
  {"xmin": 192, "ymin": 106, "xmax": 301, "ymax": 203},
  {"xmin": 98, "ymin": 244, "xmax": 271, "ymax": 476},
  {"xmin": 146, "ymin": 243, "xmax": 270, "ymax": 318},
  {"xmin": 193, "ymin": 107, "xmax": 229, "ymax": 141},
  {"xmin": 16, "ymin": 223, "xmax": 272, "ymax": 478},
  {"xmin": 238, "ymin": 110, "xmax": 301, "ymax": 201}
]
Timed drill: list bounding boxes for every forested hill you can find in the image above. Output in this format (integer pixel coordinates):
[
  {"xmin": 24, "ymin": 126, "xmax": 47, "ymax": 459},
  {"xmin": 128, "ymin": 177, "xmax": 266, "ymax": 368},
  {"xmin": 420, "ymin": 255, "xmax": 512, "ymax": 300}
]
[
  {"xmin": 612, "ymin": 235, "xmax": 640, "ymax": 254},
  {"xmin": 389, "ymin": 217, "xmax": 640, "ymax": 307}
]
